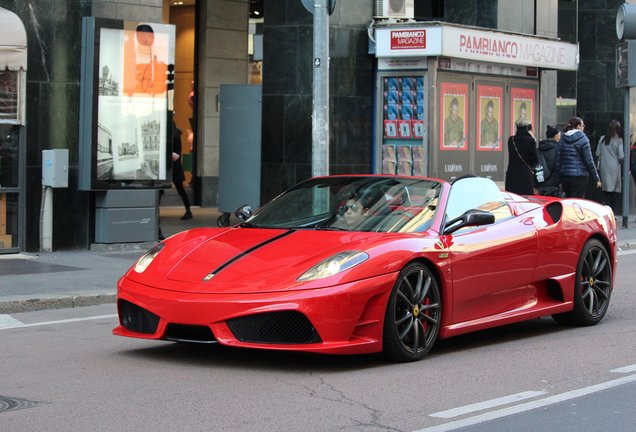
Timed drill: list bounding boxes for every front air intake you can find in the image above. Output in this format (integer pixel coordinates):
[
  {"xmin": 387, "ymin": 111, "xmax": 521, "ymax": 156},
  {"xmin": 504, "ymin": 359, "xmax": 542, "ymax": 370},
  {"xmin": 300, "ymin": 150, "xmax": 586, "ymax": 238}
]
[
  {"xmin": 227, "ymin": 311, "xmax": 321, "ymax": 344},
  {"xmin": 118, "ymin": 299, "xmax": 160, "ymax": 334}
]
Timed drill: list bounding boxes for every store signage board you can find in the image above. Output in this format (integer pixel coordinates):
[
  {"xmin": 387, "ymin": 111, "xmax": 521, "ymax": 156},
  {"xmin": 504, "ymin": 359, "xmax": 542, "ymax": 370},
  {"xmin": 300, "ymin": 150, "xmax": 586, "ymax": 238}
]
[
  {"xmin": 376, "ymin": 25, "xmax": 579, "ymax": 71},
  {"xmin": 378, "ymin": 57, "xmax": 427, "ymax": 70},
  {"xmin": 376, "ymin": 27, "xmax": 443, "ymax": 57}
]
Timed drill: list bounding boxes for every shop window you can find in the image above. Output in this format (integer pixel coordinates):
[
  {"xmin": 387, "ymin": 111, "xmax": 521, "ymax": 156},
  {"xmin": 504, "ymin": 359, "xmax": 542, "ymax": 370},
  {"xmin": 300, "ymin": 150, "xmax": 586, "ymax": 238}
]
[{"xmin": 381, "ymin": 76, "xmax": 426, "ymax": 176}]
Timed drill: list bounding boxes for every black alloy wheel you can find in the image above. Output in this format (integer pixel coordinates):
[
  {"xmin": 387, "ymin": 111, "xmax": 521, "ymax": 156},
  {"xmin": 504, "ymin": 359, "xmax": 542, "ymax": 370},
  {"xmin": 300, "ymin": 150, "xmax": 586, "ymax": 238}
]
[
  {"xmin": 383, "ymin": 262, "xmax": 441, "ymax": 362},
  {"xmin": 553, "ymin": 239, "xmax": 612, "ymax": 326}
]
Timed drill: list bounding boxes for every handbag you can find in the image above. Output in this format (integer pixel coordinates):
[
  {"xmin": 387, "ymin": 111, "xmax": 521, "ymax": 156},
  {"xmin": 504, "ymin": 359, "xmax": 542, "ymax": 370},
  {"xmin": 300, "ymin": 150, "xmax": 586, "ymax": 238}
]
[{"xmin": 513, "ymin": 138, "xmax": 545, "ymax": 183}]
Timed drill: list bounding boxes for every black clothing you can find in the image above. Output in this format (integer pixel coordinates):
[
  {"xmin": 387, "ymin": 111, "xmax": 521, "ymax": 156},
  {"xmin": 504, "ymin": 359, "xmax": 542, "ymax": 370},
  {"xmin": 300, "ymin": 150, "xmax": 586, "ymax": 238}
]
[
  {"xmin": 171, "ymin": 126, "xmax": 191, "ymax": 213},
  {"xmin": 172, "ymin": 127, "xmax": 186, "ymax": 184},
  {"xmin": 537, "ymin": 138, "xmax": 561, "ymax": 196},
  {"xmin": 505, "ymin": 127, "xmax": 538, "ymax": 195},
  {"xmin": 560, "ymin": 176, "xmax": 588, "ymax": 198}
]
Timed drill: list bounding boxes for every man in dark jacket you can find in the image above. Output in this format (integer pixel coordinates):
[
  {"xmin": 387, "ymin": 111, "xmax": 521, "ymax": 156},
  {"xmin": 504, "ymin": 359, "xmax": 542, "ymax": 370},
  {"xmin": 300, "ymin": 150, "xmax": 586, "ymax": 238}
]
[
  {"xmin": 537, "ymin": 125, "xmax": 561, "ymax": 196},
  {"xmin": 556, "ymin": 116, "xmax": 601, "ymax": 198}
]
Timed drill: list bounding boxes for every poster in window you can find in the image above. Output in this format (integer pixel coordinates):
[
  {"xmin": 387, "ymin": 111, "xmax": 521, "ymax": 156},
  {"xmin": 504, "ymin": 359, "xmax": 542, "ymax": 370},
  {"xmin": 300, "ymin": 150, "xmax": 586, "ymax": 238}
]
[
  {"xmin": 87, "ymin": 20, "xmax": 174, "ymax": 187},
  {"xmin": 398, "ymin": 120, "xmax": 412, "ymax": 138},
  {"xmin": 412, "ymin": 145, "xmax": 425, "ymax": 176},
  {"xmin": 382, "ymin": 145, "xmax": 397, "ymax": 174},
  {"xmin": 476, "ymin": 85, "xmax": 503, "ymax": 151},
  {"xmin": 510, "ymin": 87, "xmax": 536, "ymax": 133},
  {"xmin": 382, "ymin": 76, "xmax": 423, "ymax": 143},
  {"xmin": 439, "ymin": 82, "xmax": 468, "ymax": 151}
]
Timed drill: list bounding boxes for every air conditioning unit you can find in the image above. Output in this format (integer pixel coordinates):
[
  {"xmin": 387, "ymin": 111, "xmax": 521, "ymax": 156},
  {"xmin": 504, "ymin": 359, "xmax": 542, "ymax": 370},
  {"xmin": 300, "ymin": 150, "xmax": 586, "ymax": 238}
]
[{"xmin": 373, "ymin": 0, "xmax": 415, "ymax": 19}]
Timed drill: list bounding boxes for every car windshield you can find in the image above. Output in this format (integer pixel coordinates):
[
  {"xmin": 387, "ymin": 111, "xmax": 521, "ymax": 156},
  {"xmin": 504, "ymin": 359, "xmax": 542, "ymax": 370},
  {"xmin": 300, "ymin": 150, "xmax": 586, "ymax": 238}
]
[
  {"xmin": 444, "ymin": 176, "xmax": 510, "ymax": 222},
  {"xmin": 245, "ymin": 176, "xmax": 442, "ymax": 232}
]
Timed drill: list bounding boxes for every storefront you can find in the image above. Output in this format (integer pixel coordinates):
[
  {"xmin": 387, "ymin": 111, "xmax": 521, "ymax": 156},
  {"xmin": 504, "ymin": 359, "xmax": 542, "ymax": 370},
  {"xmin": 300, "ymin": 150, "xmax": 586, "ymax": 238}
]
[
  {"xmin": 373, "ymin": 22, "xmax": 578, "ymax": 183},
  {"xmin": 0, "ymin": 7, "xmax": 27, "ymax": 253}
]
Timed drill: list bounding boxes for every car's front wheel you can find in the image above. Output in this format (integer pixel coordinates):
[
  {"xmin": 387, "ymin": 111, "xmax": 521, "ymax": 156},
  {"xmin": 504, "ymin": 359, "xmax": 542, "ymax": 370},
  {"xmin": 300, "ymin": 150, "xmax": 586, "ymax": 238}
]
[
  {"xmin": 553, "ymin": 239, "xmax": 612, "ymax": 326},
  {"xmin": 382, "ymin": 262, "xmax": 441, "ymax": 362}
]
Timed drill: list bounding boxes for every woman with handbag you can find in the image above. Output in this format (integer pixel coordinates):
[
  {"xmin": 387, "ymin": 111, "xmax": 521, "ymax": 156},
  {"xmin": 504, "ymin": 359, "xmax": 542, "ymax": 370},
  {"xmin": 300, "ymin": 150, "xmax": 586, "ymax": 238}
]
[
  {"xmin": 505, "ymin": 119, "xmax": 539, "ymax": 195},
  {"xmin": 556, "ymin": 116, "xmax": 601, "ymax": 198}
]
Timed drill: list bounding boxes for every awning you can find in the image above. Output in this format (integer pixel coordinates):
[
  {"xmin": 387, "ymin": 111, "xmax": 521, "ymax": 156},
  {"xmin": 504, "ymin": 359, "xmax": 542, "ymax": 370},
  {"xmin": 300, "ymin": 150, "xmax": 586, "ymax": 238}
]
[{"xmin": 0, "ymin": 7, "xmax": 27, "ymax": 70}]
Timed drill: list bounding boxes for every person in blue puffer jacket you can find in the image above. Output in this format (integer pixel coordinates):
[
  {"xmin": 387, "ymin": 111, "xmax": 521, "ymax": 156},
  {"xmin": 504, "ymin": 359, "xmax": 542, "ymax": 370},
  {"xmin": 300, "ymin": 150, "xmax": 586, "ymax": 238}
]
[{"xmin": 556, "ymin": 116, "xmax": 601, "ymax": 198}]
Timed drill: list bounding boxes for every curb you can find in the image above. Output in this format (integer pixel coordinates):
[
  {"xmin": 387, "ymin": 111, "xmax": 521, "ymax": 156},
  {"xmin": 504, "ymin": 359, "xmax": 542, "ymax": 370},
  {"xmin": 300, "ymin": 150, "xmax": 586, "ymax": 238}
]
[{"xmin": 0, "ymin": 294, "xmax": 116, "ymax": 314}]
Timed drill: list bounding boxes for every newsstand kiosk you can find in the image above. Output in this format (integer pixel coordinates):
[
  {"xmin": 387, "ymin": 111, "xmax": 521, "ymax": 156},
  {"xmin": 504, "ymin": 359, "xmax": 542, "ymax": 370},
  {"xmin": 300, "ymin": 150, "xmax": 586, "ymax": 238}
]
[{"xmin": 372, "ymin": 22, "xmax": 579, "ymax": 183}]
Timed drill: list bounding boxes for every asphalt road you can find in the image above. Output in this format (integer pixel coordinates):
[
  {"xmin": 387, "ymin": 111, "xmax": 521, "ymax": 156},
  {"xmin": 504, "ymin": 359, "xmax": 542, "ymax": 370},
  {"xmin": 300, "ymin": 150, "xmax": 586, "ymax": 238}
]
[{"xmin": 1, "ymin": 251, "xmax": 636, "ymax": 432}]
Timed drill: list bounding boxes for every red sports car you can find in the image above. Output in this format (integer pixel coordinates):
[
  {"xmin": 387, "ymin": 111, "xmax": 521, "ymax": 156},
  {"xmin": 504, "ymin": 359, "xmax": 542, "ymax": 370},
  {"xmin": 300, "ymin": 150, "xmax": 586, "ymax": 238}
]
[{"xmin": 113, "ymin": 175, "xmax": 617, "ymax": 361}]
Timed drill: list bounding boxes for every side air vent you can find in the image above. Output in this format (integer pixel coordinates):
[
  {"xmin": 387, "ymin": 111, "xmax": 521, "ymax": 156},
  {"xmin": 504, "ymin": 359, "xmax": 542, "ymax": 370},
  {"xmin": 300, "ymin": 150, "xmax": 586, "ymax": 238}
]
[{"xmin": 545, "ymin": 202, "xmax": 563, "ymax": 224}]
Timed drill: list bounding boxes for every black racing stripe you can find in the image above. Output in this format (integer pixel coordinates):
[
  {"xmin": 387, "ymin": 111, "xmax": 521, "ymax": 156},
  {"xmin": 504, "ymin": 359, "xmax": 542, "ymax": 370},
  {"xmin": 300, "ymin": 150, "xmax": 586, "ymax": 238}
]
[{"xmin": 203, "ymin": 230, "xmax": 295, "ymax": 280}]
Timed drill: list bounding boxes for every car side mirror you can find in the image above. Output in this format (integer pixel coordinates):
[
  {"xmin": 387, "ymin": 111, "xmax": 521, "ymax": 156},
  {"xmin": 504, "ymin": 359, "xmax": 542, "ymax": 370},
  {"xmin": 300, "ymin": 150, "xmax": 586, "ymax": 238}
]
[
  {"xmin": 235, "ymin": 205, "xmax": 253, "ymax": 222},
  {"xmin": 443, "ymin": 209, "xmax": 495, "ymax": 235}
]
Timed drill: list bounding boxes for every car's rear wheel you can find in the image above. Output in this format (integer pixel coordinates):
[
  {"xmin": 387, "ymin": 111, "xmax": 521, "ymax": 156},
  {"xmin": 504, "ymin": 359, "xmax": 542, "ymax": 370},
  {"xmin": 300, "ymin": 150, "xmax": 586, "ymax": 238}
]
[
  {"xmin": 383, "ymin": 262, "xmax": 441, "ymax": 362},
  {"xmin": 552, "ymin": 239, "xmax": 612, "ymax": 326}
]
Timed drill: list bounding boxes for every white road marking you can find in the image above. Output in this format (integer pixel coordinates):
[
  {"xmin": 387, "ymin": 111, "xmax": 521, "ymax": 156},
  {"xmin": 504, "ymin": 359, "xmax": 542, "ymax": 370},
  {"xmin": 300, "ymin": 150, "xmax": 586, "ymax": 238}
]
[
  {"xmin": 0, "ymin": 314, "xmax": 25, "ymax": 329},
  {"xmin": 610, "ymin": 364, "xmax": 636, "ymax": 374},
  {"xmin": 414, "ymin": 373, "xmax": 636, "ymax": 432},
  {"xmin": 430, "ymin": 391, "xmax": 547, "ymax": 419},
  {"xmin": 617, "ymin": 248, "xmax": 636, "ymax": 256},
  {"xmin": 0, "ymin": 314, "xmax": 117, "ymax": 330}
]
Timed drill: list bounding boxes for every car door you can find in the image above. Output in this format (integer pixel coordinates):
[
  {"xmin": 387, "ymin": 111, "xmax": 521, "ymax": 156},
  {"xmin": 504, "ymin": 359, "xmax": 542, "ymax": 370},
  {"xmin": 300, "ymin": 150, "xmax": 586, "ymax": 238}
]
[
  {"xmin": 441, "ymin": 177, "xmax": 539, "ymax": 326},
  {"xmin": 446, "ymin": 214, "xmax": 538, "ymax": 325}
]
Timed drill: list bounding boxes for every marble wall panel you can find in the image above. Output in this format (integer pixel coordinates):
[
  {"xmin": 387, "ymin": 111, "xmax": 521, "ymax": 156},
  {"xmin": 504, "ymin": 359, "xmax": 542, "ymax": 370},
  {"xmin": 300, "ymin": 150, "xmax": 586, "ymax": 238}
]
[
  {"xmin": 261, "ymin": 95, "xmax": 285, "ymax": 163},
  {"xmin": 262, "ymin": 26, "xmax": 298, "ymax": 94},
  {"xmin": 283, "ymin": 95, "xmax": 311, "ymax": 164}
]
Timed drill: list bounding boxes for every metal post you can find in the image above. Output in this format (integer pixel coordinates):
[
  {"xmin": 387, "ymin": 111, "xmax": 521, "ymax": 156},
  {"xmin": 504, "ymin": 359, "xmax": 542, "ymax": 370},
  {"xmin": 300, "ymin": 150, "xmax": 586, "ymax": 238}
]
[
  {"xmin": 624, "ymin": 88, "xmax": 631, "ymax": 229},
  {"xmin": 312, "ymin": 0, "xmax": 329, "ymax": 177}
]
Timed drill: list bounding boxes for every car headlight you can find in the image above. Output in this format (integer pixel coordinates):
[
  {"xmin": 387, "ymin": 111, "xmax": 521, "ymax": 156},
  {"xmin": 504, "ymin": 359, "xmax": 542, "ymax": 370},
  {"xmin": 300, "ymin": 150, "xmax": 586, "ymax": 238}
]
[
  {"xmin": 298, "ymin": 251, "xmax": 369, "ymax": 281},
  {"xmin": 133, "ymin": 243, "xmax": 165, "ymax": 273}
]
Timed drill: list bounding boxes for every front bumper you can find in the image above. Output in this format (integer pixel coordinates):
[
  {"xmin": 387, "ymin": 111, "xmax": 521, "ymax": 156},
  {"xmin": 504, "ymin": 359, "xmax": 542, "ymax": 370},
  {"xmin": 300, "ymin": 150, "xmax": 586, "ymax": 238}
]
[{"xmin": 113, "ymin": 272, "xmax": 397, "ymax": 355}]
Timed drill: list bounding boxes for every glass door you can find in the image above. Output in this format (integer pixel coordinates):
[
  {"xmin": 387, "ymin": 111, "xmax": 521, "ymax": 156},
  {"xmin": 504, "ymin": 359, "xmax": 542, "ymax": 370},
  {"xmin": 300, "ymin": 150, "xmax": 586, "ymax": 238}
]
[{"xmin": 0, "ymin": 124, "xmax": 21, "ymax": 252}]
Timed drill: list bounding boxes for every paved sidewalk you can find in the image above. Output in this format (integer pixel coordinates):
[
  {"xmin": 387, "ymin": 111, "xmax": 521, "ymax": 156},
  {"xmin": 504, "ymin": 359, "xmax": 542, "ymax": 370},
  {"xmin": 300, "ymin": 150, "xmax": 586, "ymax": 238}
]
[{"xmin": 1, "ymin": 206, "xmax": 636, "ymax": 314}]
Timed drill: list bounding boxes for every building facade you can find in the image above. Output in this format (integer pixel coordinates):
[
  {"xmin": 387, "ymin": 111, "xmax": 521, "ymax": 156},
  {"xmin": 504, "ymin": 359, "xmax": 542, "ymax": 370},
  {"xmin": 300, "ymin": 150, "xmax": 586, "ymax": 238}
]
[{"xmin": 0, "ymin": 0, "xmax": 629, "ymax": 253}]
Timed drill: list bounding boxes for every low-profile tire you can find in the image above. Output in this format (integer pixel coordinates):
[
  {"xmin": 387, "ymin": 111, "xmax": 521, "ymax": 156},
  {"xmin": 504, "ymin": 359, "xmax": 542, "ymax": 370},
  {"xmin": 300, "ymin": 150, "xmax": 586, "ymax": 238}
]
[
  {"xmin": 552, "ymin": 239, "xmax": 612, "ymax": 326},
  {"xmin": 382, "ymin": 262, "xmax": 441, "ymax": 362}
]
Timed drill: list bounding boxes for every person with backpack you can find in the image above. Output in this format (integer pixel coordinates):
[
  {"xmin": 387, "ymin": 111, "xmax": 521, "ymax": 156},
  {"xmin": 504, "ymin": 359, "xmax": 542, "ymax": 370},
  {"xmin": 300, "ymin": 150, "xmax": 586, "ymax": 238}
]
[{"xmin": 536, "ymin": 125, "xmax": 562, "ymax": 197}]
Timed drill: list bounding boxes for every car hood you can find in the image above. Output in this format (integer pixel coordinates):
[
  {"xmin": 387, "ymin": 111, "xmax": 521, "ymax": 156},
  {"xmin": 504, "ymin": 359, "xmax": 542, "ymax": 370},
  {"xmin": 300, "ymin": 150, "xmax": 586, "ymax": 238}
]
[{"xmin": 126, "ymin": 227, "xmax": 435, "ymax": 294}]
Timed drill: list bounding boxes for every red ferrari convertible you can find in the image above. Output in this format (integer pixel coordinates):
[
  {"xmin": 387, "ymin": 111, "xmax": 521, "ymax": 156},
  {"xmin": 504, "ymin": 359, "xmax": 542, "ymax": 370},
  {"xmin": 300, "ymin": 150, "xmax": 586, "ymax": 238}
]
[{"xmin": 114, "ymin": 175, "xmax": 617, "ymax": 361}]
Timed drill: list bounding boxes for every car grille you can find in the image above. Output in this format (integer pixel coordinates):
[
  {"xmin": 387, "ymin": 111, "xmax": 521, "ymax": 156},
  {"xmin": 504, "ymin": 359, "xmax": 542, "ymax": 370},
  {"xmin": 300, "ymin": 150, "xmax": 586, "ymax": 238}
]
[
  {"xmin": 118, "ymin": 299, "xmax": 160, "ymax": 334},
  {"xmin": 165, "ymin": 324, "xmax": 216, "ymax": 343},
  {"xmin": 227, "ymin": 311, "xmax": 321, "ymax": 344}
]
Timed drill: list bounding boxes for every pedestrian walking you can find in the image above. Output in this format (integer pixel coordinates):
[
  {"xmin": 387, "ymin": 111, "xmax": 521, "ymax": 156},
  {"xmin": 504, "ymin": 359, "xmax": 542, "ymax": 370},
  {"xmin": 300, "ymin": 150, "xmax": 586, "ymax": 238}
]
[
  {"xmin": 596, "ymin": 120, "xmax": 624, "ymax": 213},
  {"xmin": 537, "ymin": 125, "xmax": 562, "ymax": 197},
  {"xmin": 172, "ymin": 123, "xmax": 193, "ymax": 220},
  {"xmin": 505, "ymin": 119, "xmax": 538, "ymax": 195},
  {"xmin": 556, "ymin": 116, "xmax": 601, "ymax": 198}
]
